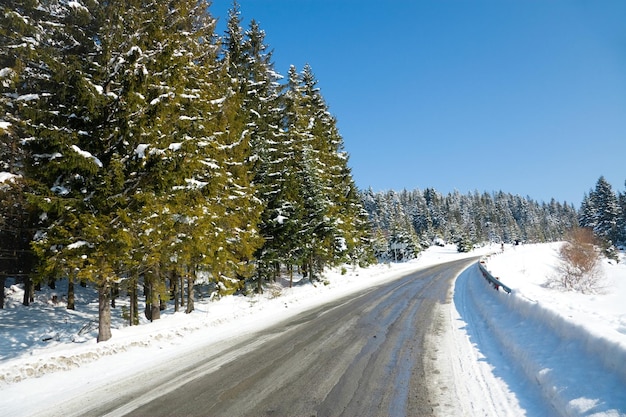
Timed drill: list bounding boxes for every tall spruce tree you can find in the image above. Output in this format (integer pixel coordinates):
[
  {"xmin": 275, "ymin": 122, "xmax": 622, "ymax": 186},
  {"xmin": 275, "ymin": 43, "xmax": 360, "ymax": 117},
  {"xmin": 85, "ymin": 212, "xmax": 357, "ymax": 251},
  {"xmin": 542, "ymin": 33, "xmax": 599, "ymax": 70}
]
[
  {"xmin": 298, "ymin": 64, "xmax": 372, "ymax": 269},
  {"xmin": 618, "ymin": 184, "xmax": 626, "ymax": 245},
  {"xmin": 221, "ymin": 6, "xmax": 288, "ymax": 292},
  {"xmin": 585, "ymin": 176, "xmax": 621, "ymax": 244},
  {"xmin": 6, "ymin": 0, "xmax": 110, "ymax": 312}
]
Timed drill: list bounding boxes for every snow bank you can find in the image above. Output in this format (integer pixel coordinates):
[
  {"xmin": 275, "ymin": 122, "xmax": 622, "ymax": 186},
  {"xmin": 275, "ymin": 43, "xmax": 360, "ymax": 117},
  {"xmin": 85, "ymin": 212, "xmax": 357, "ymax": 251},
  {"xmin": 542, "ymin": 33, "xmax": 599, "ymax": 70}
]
[{"xmin": 474, "ymin": 245, "xmax": 626, "ymax": 416}]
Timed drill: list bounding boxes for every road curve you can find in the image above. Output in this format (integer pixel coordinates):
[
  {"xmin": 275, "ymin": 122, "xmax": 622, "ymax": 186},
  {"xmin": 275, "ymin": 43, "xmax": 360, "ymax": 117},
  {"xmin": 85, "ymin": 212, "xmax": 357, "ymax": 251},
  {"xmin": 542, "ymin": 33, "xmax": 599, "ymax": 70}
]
[{"xmin": 100, "ymin": 258, "xmax": 477, "ymax": 417}]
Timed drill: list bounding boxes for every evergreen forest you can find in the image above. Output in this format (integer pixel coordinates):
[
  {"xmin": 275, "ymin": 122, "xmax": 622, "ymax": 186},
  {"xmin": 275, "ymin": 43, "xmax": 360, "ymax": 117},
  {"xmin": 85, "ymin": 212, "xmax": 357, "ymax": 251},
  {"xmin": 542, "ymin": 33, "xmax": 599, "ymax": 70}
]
[
  {"xmin": 361, "ymin": 188, "xmax": 579, "ymax": 260},
  {"xmin": 0, "ymin": 1, "xmax": 371, "ymax": 341},
  {"xmin": 1, "ymin": 1, "xmax": 625, "ymax": 343}
]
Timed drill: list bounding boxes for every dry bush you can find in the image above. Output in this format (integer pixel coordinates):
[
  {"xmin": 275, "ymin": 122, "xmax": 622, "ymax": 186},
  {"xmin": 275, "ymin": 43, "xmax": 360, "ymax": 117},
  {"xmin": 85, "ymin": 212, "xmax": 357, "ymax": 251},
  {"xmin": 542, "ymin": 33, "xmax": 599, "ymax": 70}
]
[{"xmin": 552, "ymin": 228, "xmax": 604, "ymax": 293}]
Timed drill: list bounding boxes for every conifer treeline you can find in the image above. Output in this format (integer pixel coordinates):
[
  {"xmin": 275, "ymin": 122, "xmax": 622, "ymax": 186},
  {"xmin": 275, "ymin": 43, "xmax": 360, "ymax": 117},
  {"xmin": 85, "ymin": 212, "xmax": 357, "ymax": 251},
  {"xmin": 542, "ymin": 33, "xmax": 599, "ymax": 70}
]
[
  {"xmin": 0, "ymin": 0, "xmax": 371, "ymax": 340},
  {"xmin": 361, "ymin": 188, "xmax": 579, "ymax": 260}
]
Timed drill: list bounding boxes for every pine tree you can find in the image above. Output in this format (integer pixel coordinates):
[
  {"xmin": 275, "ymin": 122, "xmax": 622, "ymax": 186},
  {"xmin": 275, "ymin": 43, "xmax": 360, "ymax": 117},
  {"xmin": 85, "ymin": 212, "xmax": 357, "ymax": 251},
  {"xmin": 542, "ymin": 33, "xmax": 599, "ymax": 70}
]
[
  {"xmin": 588, "ymin": 176, "xmax": 621, "ymax": 244},
  {"xmin": 297, "ymin": 64, "xmax": 372, "ymax": 268},
  {"xmin": 221, "ymin": 6, "xmax": 285, "ymax": 292},
  {"xmin": 618, "ymin": 185, "xmax": 626, "ymax": 245},
  {"xmin": 5, "ymin": 0, "xmax": 111, "ymax": 313},
  {"xmin": 278, "ymin": 65, "xmax": 321, "ymax": 277}
]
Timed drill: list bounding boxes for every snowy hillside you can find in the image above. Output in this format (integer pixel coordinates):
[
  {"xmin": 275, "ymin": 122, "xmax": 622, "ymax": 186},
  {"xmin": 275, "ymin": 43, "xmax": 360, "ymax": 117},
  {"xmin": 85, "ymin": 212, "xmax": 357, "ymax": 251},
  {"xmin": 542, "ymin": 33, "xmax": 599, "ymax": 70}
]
[{"xmin": 1, "ymin": 244, "xmax": 625, "ymax": 416}]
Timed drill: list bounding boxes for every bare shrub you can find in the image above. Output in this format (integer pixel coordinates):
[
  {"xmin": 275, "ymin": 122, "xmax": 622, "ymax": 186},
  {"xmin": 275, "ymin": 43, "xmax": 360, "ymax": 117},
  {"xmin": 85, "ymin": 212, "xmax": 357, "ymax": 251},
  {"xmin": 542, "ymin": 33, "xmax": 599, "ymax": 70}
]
[{"xmin": 552, "ymin": 228, "xmax": 604, "ymax": 293}]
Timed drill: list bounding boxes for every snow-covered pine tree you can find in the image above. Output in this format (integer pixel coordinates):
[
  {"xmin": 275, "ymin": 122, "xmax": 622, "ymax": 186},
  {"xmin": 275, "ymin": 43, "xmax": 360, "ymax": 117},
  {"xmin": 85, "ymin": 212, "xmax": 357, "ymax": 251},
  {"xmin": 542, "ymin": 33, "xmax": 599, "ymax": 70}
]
[
  {"xmin": 4, "ymin": 0, "xmax": 113, "ymax": 314},
  {"xmin": 618, "ymin": 185, "xmax": 626, "ymax": 245},
  {"xmin": 1, "ymin": 1, "xmax": 51, "ymax": 304},
  {"xmin": 103, "ymin": 0, "xmax": 239, "ymax": 313},
  {"xmin": 207, "ymin": 3, "xmax": 268, "ymax": 296},
  {"xmin": 588, "ymin": 176, "xmax": 621, "ymax": 244},
  {"xmin": 579, "ymin": 192, "xmax": 596, "ymax": 231},
  {"xmin": 494, "ymin": 191, "xmax": 521, "ymax": 243},
  {"xmin": 297, "ymin": 64, "xmax": 373, "ymax": 268},
  {"xmin": 294, "ymin": 65, "xmax": 337, "ymax": 278},
  {"xmin": 239, "ymin": 18, "xmax": 287, "ymax": 291},
  {"xmin": 0, "ymin": 12, "xmax": 41, "ymax": 305},
  {"xmin": 259, "ymin": 65, "xmax": 310, "ymax": 279},
  {"xmin": 278, "ymin": 64, "xmax": 347, "ymax": 279}
]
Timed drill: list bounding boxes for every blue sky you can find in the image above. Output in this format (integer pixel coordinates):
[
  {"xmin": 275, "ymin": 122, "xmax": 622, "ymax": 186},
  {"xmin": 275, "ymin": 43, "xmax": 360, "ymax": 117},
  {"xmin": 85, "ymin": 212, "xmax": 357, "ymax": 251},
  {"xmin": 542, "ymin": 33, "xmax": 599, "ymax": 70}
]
[{"xmin": 210, "ymin": 0, "xmax": 626, "ymax": 206}]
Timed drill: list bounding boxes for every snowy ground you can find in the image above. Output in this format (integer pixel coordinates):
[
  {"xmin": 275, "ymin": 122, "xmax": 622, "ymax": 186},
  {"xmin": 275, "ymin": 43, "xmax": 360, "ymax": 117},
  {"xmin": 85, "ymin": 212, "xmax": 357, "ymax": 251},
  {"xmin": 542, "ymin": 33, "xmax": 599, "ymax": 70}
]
[
  {"xmin": 1, "ymin": 243, "xmax": 625, "ymax": 416},
  {"xmin": 462, "ymin": 243, "xmax": 626, "ymax": 417}
]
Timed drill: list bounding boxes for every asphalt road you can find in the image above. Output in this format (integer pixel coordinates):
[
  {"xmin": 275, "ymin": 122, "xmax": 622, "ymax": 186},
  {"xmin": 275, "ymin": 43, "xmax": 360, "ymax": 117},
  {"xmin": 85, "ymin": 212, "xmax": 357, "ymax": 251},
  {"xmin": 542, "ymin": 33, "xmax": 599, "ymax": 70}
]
[{"xmin": 99, "ymin": 258, "xmax": 476, "ymax": 417}]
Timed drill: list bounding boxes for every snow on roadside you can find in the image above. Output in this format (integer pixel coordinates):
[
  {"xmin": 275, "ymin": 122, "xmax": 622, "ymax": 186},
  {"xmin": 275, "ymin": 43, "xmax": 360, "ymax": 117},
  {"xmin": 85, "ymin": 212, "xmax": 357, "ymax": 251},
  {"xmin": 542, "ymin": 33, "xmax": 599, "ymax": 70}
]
[
  {"xmin": 475, "ymin": 243, "xmax": 626, "ymax": 417},
  {"xmin": 0, "ymin": 246, "xmax": 482, "ymax": 388}
]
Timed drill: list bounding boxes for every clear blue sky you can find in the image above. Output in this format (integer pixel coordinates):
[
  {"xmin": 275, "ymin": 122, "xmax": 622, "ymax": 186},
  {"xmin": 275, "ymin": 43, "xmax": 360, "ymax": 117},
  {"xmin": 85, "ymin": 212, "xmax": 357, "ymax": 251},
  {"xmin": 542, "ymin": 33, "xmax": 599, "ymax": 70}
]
[{"xmin": 210, "ymin": 0, "xmax": 626, "ymax": 206}]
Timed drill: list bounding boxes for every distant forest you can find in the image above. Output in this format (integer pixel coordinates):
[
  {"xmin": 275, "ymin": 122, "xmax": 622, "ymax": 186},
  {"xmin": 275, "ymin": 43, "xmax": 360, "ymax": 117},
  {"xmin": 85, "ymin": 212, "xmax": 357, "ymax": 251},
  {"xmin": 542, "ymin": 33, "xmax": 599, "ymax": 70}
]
[
  {"xmin": 361, "ymin": 175, "xmax": 626, "ymax": 261},
  {"xmin": 361, "ymin": 188, "xmax": 578, "ymax": 260}
]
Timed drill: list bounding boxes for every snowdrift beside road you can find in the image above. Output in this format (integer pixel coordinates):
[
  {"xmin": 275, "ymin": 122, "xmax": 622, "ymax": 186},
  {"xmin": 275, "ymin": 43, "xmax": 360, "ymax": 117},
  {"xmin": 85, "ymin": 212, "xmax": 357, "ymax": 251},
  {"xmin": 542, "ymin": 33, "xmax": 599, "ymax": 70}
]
[{"xmin": 475, "ymin": 245, "xmax": 626, "ymax": 416}]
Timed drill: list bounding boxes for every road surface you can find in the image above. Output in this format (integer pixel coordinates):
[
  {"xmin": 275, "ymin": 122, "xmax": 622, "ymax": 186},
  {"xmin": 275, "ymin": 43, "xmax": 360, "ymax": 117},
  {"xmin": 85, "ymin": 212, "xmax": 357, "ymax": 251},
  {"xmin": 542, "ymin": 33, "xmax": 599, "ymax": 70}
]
[{"xmin": 82, "ymin": 259, "xmax": 476, "ymax": 417}]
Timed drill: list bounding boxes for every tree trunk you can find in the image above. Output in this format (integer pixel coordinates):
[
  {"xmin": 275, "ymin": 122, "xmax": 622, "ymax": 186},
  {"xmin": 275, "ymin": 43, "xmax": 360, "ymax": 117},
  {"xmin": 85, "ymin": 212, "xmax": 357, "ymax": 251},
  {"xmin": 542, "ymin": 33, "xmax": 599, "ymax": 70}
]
[
  {"xmin": 185, "ymin": 271, "xmax": 194, "ymax": 314},
  {"xmin": 22, "ymin": 275, "xmax": 31, "ymax": 306},
  {"xmin": 132, "ymin": 283, "xmax": 139, "ymax": 325},
  {"xmin": 0, "ymin": 275, "xmax": 5, "ymax": 309},
  {"xmin": 256, "ymin": 270, "xmax": 263, "ymax": 294},
  {"xmin": 97, "ymin": 282, "xmax": 112, "ymax": 343},
  {"xmin": 129, "ymin": 278, "xmax": 138, "ymax": 326},
  {"xmin": 172, "ymin": 270, "xmax": 179, "ymax": 312},
  {"xmin": 179, "ymin": 271, "xmax": 185, "ymax": 308},
  {"xmin": 111, "ymin": 282, "xmax": 119, "ymax": 308},
  {"xmin": 144, "ymin": 282, "xmax": 151, "ymax": 321},
  {"xmin": 152, "ymin": 264, "xmax": 162, "ymax": 319},
  {"xmin": 151, "ymin": 282, "xmax": 161, "ymax": 321},
  {"xmin": 67, "ymin": 275, "xmax": 75, "ymax": 310},
  {"xmin": 127, "ymin": 276, "xmax": 133, "ymax": 325}
]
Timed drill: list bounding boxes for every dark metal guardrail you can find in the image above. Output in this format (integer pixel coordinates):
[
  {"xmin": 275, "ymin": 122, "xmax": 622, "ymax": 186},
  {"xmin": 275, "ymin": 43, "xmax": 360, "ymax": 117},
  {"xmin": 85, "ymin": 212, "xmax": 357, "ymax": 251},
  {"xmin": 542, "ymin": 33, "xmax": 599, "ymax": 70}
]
[{"xmin": 477, "ymin": 260, "xmax": 512, "ymax": 294}]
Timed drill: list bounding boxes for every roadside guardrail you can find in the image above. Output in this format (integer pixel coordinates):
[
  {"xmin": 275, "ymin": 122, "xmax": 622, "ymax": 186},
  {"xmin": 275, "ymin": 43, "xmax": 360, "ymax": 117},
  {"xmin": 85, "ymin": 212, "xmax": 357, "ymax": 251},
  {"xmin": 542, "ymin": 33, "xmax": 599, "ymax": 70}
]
[{"xmin": 477, "ymin": 260, "xmax": 512, "ymax": 294}]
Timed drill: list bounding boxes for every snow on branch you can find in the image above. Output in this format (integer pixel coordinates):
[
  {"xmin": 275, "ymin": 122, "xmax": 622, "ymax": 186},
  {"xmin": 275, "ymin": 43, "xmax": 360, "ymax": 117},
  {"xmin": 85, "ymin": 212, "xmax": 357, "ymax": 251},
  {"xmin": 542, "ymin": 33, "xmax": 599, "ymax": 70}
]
[
  {"xmin": 71, "ymin": 145, "xmax": 103, "ymax": 168},
  {"xmin": 17, "ymin": 94, "xmax": 40, "ymax": 102},
  {"xmin": 66, "ymin": 240, "xmax": 91, "ymax": 250},
  {"xmin": 210, "ymin": 97, "xmax": 226, "ymax": 105},
  {"xmin": 68, "ymin": 1, "xmax": 90, "ymax": 14},
  {"xmin": 0, "ymin": 172, "xmax": 21, "ymax": 190},
  {"xmin": 150, "ymin": 92, "xmax": 175, "ymax": 106},
  {"xmin": 134, "ymin": 144, "xmax": 149, "ymax": 159},
  {"xmin": 172, "ymin": 178, "xmax": 209, "ymax": 190}
]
